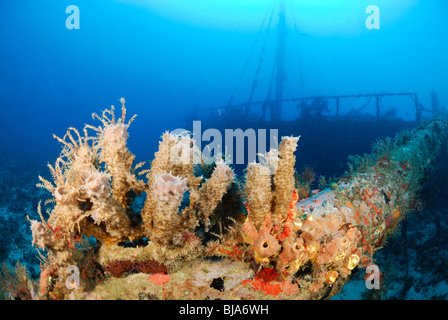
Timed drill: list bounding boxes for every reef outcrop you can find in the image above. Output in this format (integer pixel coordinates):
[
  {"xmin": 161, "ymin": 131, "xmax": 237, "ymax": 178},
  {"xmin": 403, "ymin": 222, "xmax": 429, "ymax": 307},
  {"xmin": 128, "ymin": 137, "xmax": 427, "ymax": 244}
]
[{"xmin": 29, "ymin": 100, "xmax": 448, "ymax": 300}]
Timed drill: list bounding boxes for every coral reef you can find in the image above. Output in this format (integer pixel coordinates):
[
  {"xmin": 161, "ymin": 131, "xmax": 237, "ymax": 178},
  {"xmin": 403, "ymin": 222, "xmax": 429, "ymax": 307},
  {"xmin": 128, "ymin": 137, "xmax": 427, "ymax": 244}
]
[
  {"xmin": 29, "ymin": 100, "xmax": 235, "ymax": 298},
  {"xmin": 26, "ymin": 101, "xmax": 447, "ymax": 300},
  {"xmin": 0, "ymin": 262, "xmax": 37, "ymax": 300}
]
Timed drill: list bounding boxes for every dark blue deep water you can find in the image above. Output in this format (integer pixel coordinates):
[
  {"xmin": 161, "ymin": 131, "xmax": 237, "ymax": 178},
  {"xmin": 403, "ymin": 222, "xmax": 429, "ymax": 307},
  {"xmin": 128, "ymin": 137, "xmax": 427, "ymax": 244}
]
[{"xmin": 0, "ymin": 0, "xmax": 447, "ymax": 299}]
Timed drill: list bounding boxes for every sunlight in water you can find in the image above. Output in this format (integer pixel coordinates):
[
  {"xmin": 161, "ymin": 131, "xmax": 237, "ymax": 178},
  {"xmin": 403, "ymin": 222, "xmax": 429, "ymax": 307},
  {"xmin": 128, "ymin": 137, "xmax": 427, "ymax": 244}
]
[{"xmin": 114, "ymin": 0, "xmax": 419, "ymax": 35}]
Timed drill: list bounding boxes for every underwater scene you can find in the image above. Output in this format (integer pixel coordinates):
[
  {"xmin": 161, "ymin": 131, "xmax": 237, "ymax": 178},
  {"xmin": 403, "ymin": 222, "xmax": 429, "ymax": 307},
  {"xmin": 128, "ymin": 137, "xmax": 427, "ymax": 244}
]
[{"xmin": 1, "ymin": 0, "xmax": 448, "ymax": 303}]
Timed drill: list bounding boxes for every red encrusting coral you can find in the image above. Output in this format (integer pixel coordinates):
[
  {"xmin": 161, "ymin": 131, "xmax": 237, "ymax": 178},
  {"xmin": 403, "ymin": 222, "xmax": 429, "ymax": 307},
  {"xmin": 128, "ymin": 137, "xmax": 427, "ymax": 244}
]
[
  {"xmin": 148, "ymin": 273, "xmax": 170, "ymax": 286},
  {"xmin": 241, "ymin": 267, "xmax": 298, "ymax": 297}
]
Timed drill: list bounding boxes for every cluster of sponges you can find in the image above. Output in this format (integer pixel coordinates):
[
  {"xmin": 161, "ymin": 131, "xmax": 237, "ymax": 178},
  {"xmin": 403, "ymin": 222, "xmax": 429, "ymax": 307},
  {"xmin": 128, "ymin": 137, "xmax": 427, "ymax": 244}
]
[
  {"xmin": 30, "ymin": 100, "xmax": 234, "ymax": 286},
  {"xmin": 30, "ymin": 101, "xmax": 147, "ymax": 285},
  {"xmin": 239, "ymin": 135, "xmax": 366, "ymax": 296},
  {"xmin": 244, "ymin": 136, "xmax": 299, "ymax": 228},
  {"xmin": 241, "ymin": 136, "xmax": 302, "ymax": 265},
  {"xmin": 141, "ymin": 131, "xmax": 234, "ymax": 245},
  {"xmin": 28, "ymin": 98, "xmax": 448, "ymax": 300}
]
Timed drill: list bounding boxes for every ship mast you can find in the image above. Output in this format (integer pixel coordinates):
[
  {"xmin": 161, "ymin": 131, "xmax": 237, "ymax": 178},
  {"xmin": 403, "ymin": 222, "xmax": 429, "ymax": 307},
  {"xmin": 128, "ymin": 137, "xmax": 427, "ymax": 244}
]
[{"xmin": 272, "ymin": 0, "xmax": 286, "ymax": 121}]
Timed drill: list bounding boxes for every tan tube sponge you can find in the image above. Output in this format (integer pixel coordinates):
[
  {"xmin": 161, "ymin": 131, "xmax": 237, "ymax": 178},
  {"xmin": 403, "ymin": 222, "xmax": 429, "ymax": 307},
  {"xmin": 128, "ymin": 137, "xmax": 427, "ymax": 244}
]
[
  {"xmin": 140, "ymin": 132, "xmax": 202, "ymax": 233},
  {"xmin": 242, "ymin": 136, "xmax": 299, "ymax": 237},
  {"xmin": 272, "ymin": 136, "xmax": 300, "ymax": 221},
  {"xmin": 151, "ymin": 173, "xmax": 189, "ymax": 245},
  {"xmin": 244, "ymin": 163, "xmax": 272, "ymax": 229},
  {"xmin": 95, "ymin": 98, "xmax": 146, "ymax": 208},
  {"xmin": 193, "ymin": 160, "xmax": 235, "ymax": 230},
  {"xmin": 83, "ymin": 171, "xmax": 133, "ymax": 239},
  {"xmin": 141, "ymin": 132, "xmax": 233, "ymax": 237}
]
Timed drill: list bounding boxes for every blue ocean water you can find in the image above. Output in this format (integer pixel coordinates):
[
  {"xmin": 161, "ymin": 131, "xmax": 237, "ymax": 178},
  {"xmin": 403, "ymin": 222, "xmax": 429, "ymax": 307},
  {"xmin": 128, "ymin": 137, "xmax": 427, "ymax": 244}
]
[{"xmin": 0, "ymin": 0, "xmax": 447, "ymax": 299}]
